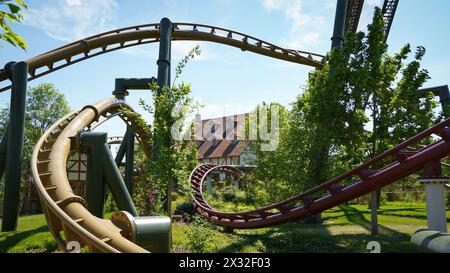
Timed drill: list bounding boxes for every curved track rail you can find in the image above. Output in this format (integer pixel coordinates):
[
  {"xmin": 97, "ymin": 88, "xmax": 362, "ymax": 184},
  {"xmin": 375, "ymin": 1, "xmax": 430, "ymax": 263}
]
[
  {"xmin": 31, "ymin": 97, "xmax": 152, "ymax": 252},
  {"xmin": 0, "ymin": 23, "xmax": 325, "ymax": 92},
  {"xmin": 190, "ymin": 119, "xmax": 450, "ymax": 229}
]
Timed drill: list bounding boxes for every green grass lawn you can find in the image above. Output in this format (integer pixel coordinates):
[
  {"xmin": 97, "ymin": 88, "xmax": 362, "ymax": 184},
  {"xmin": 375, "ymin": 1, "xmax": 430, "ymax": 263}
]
[
  {"xmin": 1, "ymin": 202, "xmax": 449, "ymax": 253},
  {"xmin": 0, "ymin": 214, "xmax": 58, "ymax": 253}
]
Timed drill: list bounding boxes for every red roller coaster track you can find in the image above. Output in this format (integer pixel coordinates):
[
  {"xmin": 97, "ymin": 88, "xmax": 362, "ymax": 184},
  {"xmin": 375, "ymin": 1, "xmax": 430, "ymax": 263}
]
[{"xmin": 190, "ymin": 118, "xmax": 450, "ymax": 229}]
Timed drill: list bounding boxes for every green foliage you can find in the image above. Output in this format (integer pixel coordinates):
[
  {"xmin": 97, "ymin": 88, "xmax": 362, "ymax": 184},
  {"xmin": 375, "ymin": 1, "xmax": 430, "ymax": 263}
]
[
  {"xmin": 281, "ymin": 7, "xmax": 438, "ymax": 195},
  {"xmin": 104, "ymin": 192, "xmax": 118, "ymax": 213},
  {"xmin": 0, "ymin": 0, "xmax": 28, "ymax": 49},
  {"xmin": 175, "ymin": 198, "xmax": 195, "ymax": 215},
  {"xmin": 0, "ymin": 83, "xmax": 70, "ymax": 168},
  {"xmin": 185, "ymin": 214, "xmax": 213, "ymax": 253},
  {"xmin": 129, "ymin": 46, "xmax": 201, "ymax": 215}
]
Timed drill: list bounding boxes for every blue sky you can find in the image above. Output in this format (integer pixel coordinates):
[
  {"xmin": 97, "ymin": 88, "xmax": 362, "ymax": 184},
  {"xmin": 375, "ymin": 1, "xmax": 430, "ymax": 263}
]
[{"xmin": 1, "ymin": 0, "xmax": 450, "ymax": 137}]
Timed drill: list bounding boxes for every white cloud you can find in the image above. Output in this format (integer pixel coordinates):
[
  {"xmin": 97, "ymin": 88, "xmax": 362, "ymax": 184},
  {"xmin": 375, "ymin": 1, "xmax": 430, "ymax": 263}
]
[
  {"xmin": 26, "ymin": 0, "xmax": 210, "ymax": 62},
  {"xmin": 24, "ymin": 0, "xmax": 118, "ymax": 42},
  {"xmin": 260, "ymin": 0, "xmax": 331, "ymax": 51}
]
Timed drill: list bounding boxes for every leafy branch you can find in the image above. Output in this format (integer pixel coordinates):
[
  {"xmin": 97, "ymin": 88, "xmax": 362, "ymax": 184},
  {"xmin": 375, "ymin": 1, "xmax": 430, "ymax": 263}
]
[{"xmin": 0, "ymin": 0, "xmax": 28, "ymax": 50}]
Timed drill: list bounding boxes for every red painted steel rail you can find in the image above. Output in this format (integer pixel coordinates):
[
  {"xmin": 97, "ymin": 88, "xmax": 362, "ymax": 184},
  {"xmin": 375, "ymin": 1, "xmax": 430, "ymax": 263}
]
[{"xmin": 190, "ymin": 118, "xmax": 450, "ymax": 229}]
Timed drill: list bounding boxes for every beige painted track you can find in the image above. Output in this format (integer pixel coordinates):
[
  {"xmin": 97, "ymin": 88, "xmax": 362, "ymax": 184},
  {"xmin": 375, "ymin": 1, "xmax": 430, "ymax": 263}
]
[
  {"xmin": 31, "ymin": 97, "xmax": 152, "ymax": 253},
  {"xmin": 0, "ymin": 22, "xmax": 325, "ymax": 92}
]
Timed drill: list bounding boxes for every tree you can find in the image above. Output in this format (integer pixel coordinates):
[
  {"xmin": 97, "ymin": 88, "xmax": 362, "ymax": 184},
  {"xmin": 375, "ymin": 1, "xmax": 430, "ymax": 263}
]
[
  {"xmin": 284, "ymin": 7, "xmax": 438, "ymax": 223},
  {"xmin": 0, "ymin": 0, "xmax": 28, "ymax": 49},
  {"xmin": 0, "ymin": 83, "xmax": 70, "ymax": 168},
  {"xmin": 248, "ymin": 103, "xmax": 294, "ymax": 202},
  {"xmin": 132, "ymin": 46, "xmax": 201, "ymax": 216},
  {"xmin": 234, "ymin": 8, "xmax": 438, "ymax": 227}
]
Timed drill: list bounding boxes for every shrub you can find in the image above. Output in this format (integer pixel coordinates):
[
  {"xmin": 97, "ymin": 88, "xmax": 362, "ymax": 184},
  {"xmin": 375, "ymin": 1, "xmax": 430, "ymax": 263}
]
[
  {"xmin": 185, "ymin": 215, "xmax": 212, "ymax": 253},
  {"xmin": 176, "ymin": 200, "xmax": 195, "ymax": 215}
]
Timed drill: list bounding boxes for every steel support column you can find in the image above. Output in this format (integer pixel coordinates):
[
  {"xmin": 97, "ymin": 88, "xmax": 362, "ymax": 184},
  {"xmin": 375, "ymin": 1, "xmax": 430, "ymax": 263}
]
[
  {"xmin": 114, "ymin": 131, "xmax": 128, "ymax": 167},
  {"xmin": 0, "ymin": 126, "xmax": 9, "ymax": 180},
  {"xmin": 83, "ymin": 132, "xmax": 107, "ymax": 218},
  {"xmin": 331, "ymin": 0, "xmax": 349, "ymax": 49},
  {"xmin": 156, "ymin": 17, "xmax": 172, "ymax": 90},
  {"xmin": 1, "ymin": 61, "xmax": 27, "ymax": 232},
  {"xmin": 81, "ymin": 132, "xmax": 138, "ymax": 217},
  {"xmin": 154, "ymin": 17, "xmax": 173, "ymax": 216},
  {"xmin": 153, "ymin": 17, "xmax": 173, "ymax": 162},
  {"xmin": 125, "ymin": 129, "xmax": 135, "ymax": 195},
  {"xmin": 102, "ymin": 139, "xmax": 138, "ymax": 216}
]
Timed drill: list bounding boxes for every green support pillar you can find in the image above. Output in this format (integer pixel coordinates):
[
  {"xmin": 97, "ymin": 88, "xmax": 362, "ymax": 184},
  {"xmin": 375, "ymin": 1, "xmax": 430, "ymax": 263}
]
[
  {"xmin": 125, "ymin": 129, "xmax": 135, "ymax": 195},
  {"xmin": 83, "ymin": 132, "xmax": 107, "ymax": 218},
  {"xmin": 154, "ymin": 17, "xmax": 173, "ymax": 216},
  {"xmin": 153, "ymin": 17, "xmax": 173, "ymax": 162},
  {"xmin": 0, "ymin": 126, "xmax": 9, "ymax": 180},
  {"xmin": 1, "ymin": 61, "xmax": 27, "ymax": 232},
  {"xmin": 102, "ymin": 139, "xmax": 138, "ymax": 217},
  {"xmin": 81, "ymin": 132, "xmax": 138, "ymax": 217},
  {"xmin": 114, "ymin": 132, "xmax": 128, "ymax": 167},
  {"xmin": 331, "ymin": 0, "xmax": 349, "ymax": 49}
]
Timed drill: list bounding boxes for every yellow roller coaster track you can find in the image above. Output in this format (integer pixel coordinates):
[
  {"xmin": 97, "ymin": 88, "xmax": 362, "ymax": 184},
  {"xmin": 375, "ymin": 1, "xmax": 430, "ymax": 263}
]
[
  {"xmin": 31, "ymin": 97, "xmax": 153, "ymax": 253},
  {"xmin": 0, "ymin": 22, "xmax": 325, "ymax": 92}
]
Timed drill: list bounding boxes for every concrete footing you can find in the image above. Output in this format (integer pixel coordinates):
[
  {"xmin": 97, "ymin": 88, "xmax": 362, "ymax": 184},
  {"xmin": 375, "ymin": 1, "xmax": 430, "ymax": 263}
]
[
  {"xmin": 411, "ymin": 229, "xmax": 450, "ymax": 253},
  {"xmin": 418, "ymin": 178, "xmax": 449, "ymax": 233}
]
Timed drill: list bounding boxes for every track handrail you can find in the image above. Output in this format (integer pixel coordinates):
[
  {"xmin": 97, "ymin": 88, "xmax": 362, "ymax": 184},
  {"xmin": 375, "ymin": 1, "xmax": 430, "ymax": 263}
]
[{"xmin": 0, "ymin": 22, "xmax": 325, "ymax": 92}]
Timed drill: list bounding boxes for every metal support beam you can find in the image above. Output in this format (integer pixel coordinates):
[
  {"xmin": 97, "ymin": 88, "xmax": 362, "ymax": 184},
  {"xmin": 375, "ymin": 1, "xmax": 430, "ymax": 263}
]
[
  {"xmin": 114, "ymin": 133, "xmax": 128, "ymax": 167},
  {"xmin": 156, "ymin": 18, "xmax": 173, "ymax": 90},
  {"xmin": 125, "ymin": 129, "xmax": 135, "ymax": 195},
  {"xmin": 0, "ymin": 126, "xmax": 9, "ymax": 180},
  {"xmin": 81, "ymin": 132, "xmax": 138, "ymax": 217},
  {"xmin": 113, "ymin": 129, "xmax": 134, "ymax": 195},
  {"xmin": 419, "ymin": 85, "xmax": 450, "ymax": 118},
  {"xmin": 102, "ymin": 137, "xmax": 138, "ymax": 217},
  {"xmin": 331, "ymin": 0, "xmax": 349, "ymax": 49},
  {"xmin": 1, "ymin": 61, "xmax": 27, "ymax": 232},
  {"xmin": 154, "ymin": 17, "xmax": 173, "ymax": 216},
  {"xmin": 112, "ymin": 77, "xmax": 153, "ymax": 196},
  {"xmin": 113, "ymin": 78, "xmax": 156, "ymax": 98},
  {"xmin": 153, "ymin": 17, "xmax": 173, "ymax": 161},
  {"xmin": 83, "ymin": 132, "xmax": 107, "ymax": 218}
]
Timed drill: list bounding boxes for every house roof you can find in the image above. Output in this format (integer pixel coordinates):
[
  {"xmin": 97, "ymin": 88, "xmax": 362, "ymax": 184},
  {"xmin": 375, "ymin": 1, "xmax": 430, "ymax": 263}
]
[
  {"xmin": 196, "ymin": 113, "xmax": 250, "ymax": 159},
  {"xmin": 198, "ymin": 139, "xmax": 249, "ymax": 159}
]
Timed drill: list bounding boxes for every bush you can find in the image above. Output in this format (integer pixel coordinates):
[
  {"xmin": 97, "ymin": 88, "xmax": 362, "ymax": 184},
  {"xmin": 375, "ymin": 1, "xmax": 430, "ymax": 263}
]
[
  {"xmin": 176, "ymin": 200, "xmax": 195, "ymax": 215},
  {"xmin": 222, "ymin": 186, "xmax": 237, "ymax": 202},
  {"xmin": 104, "ymin": 193, "xmax": 118, "ymax": 213},
  {"xmin": 185, "ymin": 215, "xmax": 212, "ymax": 253}
]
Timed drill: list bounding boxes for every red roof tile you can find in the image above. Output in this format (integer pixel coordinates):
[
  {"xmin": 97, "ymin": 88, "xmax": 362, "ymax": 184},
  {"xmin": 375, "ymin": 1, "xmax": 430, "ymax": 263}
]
[{"xmin": 196, "ymin": 113, "xmax": 249, "ymax": 159}]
